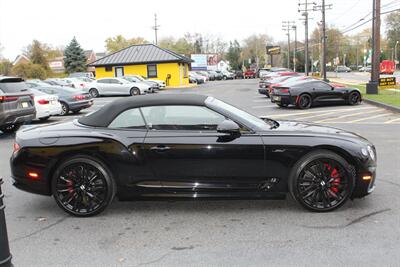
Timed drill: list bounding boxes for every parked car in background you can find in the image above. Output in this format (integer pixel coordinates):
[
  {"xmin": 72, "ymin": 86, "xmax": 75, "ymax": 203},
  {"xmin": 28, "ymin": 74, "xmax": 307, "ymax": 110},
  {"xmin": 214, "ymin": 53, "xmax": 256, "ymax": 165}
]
[
  {"xmin": 234, "ymin": 70, "xmax": 244, "ymax": 79},
  {"xmin": 219, "ymin": 70, "xmax": 235, "ymax": 80},
  {"xmin": 195, "ymin": 71, "xmax": 211, "ymax": 81},
  {"xmin": 122, "ymin": 76, "xmax": 158, "ymax": 93},
  {"xmin": 36, "ymin": 86, "xmax": 93, "ymax": 115},
  {"xmin": 244, "ymin": 69, "xmax": 257, "ymax": 79},
  {"xmin": 380, "ymin": 60, "xmax": 395, "ymax": 75},
  {"xmin": 26, "ymin": 80, "xmax": 51, "ymax": 88},
  {"xmin": 270, "ymin": 79, "xmax": 361, "ymax": 109},
  {"xmin": 0, "ymin": 77, "xmax": 36, "ymax": 133},
  {"xmin": 30, "ymin": 88, "xmax": 62, "ymax": 121},
  {"xmin": 61, "ymin": 78, "xmax": 89, "ymax": 92},
  {"xmin": 266, "ymin": 76, "xmax": 315, "ymax": 98},
  {"xmin": 88, "ymin": 77, "xmax": 150, "ymax": 98},
  {"xmin": 44, "ymin": 78, "xmax": 70, "ymax": 87},
  {"xmin": 69, "ymin": 72, "xmax": 95, "ymax": 79},
  {"xmin": 209, "ymin": 70, "xmax": 223, "ymax": 80},
  {"xmin": 261, "ymin": 71, "xmax": 299, "ymax": 81},
  {"xmin": 336, "ymin": 66, "xmax": 351, "ymax": 73},
  {"xmin": 259, "ymin": 76, "xmax": 298, "ymax": 97},
  {"xmin": 359, "ymin": 66, "xmax": 371, "ymax": 72},
  {"xmin": 189, "ymin": 72, "xmax": 206, "ymax": 84},
  {"xmin": 133, "ymin": 75, "xmax": 166, "ymax": 89},
  {"xmin": 206, "ymin": 71, "xmax": 216, "ymax": 81}
]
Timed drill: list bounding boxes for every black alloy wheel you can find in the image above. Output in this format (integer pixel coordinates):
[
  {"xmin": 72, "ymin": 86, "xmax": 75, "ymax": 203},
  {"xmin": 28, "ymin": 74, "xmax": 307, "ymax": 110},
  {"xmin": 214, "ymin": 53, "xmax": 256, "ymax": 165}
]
[
  {"xmin": 289, "ymin": 150, "xmax": 354, "ymax": 212},
  {"xmin": 297, "ymin": 94, "xmax": 312, "ymax": 109},
  {"xmin": 89, "ymin": 88, "xmax": 99, "ymax": 98},
  {"xmin": 348, "ymin": 92, "xmax": 361, "ymax": 105},
  {"xmin": 0, "ymin": 124, "xmax": 20, "ymax": 133},
  {"xmin": 60, "ymin": 102, "xmax": 69, "ymax": 116},
  {"xmin": 52, "ymin": 157, "xmax": 115, "ymax": 217},
  {"xmin": 130, "ymin": 88, "xmax": 140, "ymax": 96}
]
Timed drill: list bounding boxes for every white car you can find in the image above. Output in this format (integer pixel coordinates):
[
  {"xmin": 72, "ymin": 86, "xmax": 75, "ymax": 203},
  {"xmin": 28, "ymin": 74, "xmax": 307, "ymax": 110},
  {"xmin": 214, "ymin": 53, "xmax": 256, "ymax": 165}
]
[
  {"xmin": 88, "ymin": 77, "xmax": 150, "ymax": 98},
  {"xmin": 30, "ymin": 89, "xmax": 62, "ymax": 120},
  {"xmin": 61, "ymin": 78, "xmax": 89, "ymax": 92}
]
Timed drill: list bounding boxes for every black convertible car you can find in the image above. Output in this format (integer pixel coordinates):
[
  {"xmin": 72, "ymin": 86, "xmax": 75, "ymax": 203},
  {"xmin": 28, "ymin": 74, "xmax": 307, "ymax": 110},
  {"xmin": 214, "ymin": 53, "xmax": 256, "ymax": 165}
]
[
  {"xmin": 270, "ymin": 79, "xmax": 362, "ymax": 109},
  {"xmin": 10, "ymin": 94, "xmax": 376, "ymax": 216}
]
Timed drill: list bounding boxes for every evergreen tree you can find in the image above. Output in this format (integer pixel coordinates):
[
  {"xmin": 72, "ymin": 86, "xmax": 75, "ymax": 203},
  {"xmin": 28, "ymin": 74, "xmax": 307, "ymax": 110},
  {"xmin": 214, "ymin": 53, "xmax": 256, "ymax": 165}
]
[
  {"xmin": 226, "ymin": 40, "xmax": 242, "ymax": 70},
  {"xmin": 64, "ymin": 37, "xmax": 87, "ymax": 73}
]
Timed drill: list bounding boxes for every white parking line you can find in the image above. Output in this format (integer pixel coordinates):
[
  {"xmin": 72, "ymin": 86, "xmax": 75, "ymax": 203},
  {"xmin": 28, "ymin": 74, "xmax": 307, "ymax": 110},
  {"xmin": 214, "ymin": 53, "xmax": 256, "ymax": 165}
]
[
  {"xmin": 346, "ymin": 113, "xmax": 391, "ymax": 123},
  {"xmin": 252, "ymin": 105, "xmax": 275, "ymax": 109},
  {"xmin": 262, "ymin": 106, "xmax": 376, "ymax": 118},
  {"xmin": 294, "ymin": 110, "xmax": 344, "ymax": 120},
  {"xmin": 252, "ymin": 99, "xmax": 268, "ymax": 103},
  {"xmin": 384, "ymin": 117, "xmax": 400, "ymax": 124},
  {"xmin": 315, "ymin": 108, "xmax": 379, "ymax": 123}
]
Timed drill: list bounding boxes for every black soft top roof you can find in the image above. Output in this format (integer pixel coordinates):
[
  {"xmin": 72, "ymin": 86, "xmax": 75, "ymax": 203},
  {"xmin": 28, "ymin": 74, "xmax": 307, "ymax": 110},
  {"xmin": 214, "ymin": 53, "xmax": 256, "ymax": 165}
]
[{"xmin": 78, "ymin": 94, "xmax": 208, "ymax": 127}]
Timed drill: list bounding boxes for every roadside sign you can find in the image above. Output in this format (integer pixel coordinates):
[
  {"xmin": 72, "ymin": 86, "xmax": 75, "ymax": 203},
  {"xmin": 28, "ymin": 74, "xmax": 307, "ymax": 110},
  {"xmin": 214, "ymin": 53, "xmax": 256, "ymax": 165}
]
[
  {"xmin": 266, "ymin": 46, "xmax": 281, "ymax": 55},
  {"xmin": 379, "ymin": 77, "xmax": 396, "ymax": 88}
]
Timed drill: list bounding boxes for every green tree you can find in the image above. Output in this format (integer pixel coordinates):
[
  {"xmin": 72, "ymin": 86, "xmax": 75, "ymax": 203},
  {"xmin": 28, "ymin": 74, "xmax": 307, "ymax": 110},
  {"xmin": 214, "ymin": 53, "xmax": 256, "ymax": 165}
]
[
  {"xmin": 11, "ymin": 62, "xmax": 47, "ymax": 79},
  {"xmin": 159, "ymin": 37, "xmax": 193, "ymax": 56},
  {"xmin": 385, "ymin": 11, "xmax": 400, "ymax": 61},
  {"xmin": 105, "ymin": 35, "xmax": 148, "ymax": 53},
  {"xmin": 242, "ymin": 34, "xmax": 273, "ymax": 68},
  {"xmin": 0, "ymin": 60, "xmax": 13, "ymax": 75},
  {"xmin": 64, "ymin": 37, "xmax": 87, "ymax": 74},
  {"xmin": 226, "ymin": 40, "xmax": 242, "ymax": 70},
  {"xmin": 26, "ymin": 40, "xmax": 50, "ymax": 71}
]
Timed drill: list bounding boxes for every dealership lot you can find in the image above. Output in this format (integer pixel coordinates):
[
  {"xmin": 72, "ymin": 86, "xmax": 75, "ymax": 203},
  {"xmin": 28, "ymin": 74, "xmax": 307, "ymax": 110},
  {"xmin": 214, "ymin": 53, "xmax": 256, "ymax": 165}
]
[{"xmin": 1, "ymin": 79, "xmax": 399, "ymax": 266}]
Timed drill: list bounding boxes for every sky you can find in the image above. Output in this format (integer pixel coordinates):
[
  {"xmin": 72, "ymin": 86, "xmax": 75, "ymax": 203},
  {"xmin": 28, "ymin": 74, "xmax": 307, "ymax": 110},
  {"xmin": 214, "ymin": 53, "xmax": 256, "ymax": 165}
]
[{"xmin": 0, "ymin": 0, "xmax": 397, "ymax": 60}]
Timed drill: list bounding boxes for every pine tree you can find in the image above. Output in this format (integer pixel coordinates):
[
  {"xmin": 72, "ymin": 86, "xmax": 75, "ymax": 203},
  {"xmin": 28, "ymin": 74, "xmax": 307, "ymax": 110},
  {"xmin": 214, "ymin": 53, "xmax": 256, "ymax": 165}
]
[{"xmin": 64, "ymin": 37, "xmax": 87, "ymax": 73}]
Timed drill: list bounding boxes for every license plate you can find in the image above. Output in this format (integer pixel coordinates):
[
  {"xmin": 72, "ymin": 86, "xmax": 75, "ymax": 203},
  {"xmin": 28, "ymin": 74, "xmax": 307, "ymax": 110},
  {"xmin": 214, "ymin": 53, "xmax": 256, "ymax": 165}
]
[
  {"xmin": 273, "ymin": 96, "xmax": 281, "ymax": 101},
  {"xmin": 21, "ymin": 102, "xmax": 29, "ymax": 108}
]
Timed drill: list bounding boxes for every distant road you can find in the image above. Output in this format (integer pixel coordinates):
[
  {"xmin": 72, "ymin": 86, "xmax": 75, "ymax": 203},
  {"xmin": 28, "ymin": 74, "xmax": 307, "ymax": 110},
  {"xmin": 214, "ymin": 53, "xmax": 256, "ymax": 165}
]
[{"xmin": 327, "ymin": 71, "xmax": 400, "ymax": 84}]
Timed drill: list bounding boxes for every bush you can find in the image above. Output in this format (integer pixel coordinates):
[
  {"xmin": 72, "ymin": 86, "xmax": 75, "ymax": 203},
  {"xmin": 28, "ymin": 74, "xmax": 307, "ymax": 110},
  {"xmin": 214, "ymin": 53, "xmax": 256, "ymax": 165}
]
[{"xmin": 11, "ymin": 63, "xmax": 48, "ymax": 80}]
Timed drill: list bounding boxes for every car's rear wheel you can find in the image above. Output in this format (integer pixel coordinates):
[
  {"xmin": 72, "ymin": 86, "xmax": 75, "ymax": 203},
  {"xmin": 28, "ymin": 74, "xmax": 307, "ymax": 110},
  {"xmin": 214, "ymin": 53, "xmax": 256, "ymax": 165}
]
[
  {"xmin": 130, "ymin": 88, "xmax": 140, "ymax": 96},
  {"xmin": 60, "ymin": 102, "xmax": 69, "ymax": 116},
  {"xmin": 297, "ymin": 94, "xmax": 312, "ymax": 109},
  {"xmin": 0, "ymin": 124, "xmax": 20, "ymax": 133},
  {"xmin": 89, "ymin": 88, "xmax": 99, "ymax": 98},
  {"xmin": 348, "ymin": 91, "xmax": 361, "ymax": 105},
  {"xmin": 52, "ymin": 156, "xmax": 116, "ymax": 217},
  {"xmin": 289, "ymin": 150, "xmax": 355, "ymax": 212}
]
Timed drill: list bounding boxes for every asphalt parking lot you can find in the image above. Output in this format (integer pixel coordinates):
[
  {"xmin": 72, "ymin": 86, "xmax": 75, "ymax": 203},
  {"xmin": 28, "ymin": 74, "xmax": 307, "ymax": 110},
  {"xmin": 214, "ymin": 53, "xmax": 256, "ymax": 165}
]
[{"xmin": 1, "ymin": 79, "xmax": 399, "ymax": 266}]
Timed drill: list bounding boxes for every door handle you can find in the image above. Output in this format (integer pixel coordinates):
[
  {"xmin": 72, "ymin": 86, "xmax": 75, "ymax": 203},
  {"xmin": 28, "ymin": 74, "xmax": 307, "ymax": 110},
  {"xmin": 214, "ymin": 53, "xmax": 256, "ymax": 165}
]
[{"xmin": 150, "ymin": 145, "xmax": 171, "ymax": 152}]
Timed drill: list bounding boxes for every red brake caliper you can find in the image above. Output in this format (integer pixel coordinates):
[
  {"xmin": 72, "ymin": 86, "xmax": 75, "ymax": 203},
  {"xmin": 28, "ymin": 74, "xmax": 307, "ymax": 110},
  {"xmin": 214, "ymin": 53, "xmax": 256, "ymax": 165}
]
[
  {"xmin": 324, "ymin": 163, "xmax": 341, "ymax": 193},
  {"xmin": 67, "ymin": 171, "xmax": 75, "ymax": 194}
]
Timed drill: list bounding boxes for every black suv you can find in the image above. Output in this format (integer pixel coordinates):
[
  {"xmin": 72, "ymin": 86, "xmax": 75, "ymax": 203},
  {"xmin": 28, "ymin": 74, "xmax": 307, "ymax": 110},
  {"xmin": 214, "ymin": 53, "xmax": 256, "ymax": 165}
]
[{"xmin": 0, "ymin": 77, "xmax": 36, "ymax": 133}]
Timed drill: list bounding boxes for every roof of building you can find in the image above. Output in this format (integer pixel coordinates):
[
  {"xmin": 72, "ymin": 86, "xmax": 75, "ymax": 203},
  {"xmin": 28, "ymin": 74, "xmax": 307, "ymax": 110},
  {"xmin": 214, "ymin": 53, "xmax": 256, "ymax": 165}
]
[
  {"xmin": 88, "ymin": 44, "xmax": 193, "ymax": 67},
  {"xmin": 78, "ymin": 94, "xmax": 207, "ymax": 127}
]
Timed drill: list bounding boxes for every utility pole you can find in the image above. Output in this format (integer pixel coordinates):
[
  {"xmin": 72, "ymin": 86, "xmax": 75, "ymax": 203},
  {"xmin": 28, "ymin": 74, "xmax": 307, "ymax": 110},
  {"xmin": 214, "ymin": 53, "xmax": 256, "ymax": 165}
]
[
  {"xmin": 298, "ymin": 0, "xmax": 316, "ymax": 76},
  {"xmin": 292, "ymin": 25, "xmax": 297, "ymax": 72},
  {"xmin": 367, "ymin": 0, "xmax": 380, "ymax": 94},
  {"xmin": 282, "ymin": 21, "xmax": 295, "ymax": 69},
  {"xmin": 314, "ymin": 0, "xmax": 332, "ymax": 82},
  {"xmin": 395, "ymin": 41, "xmax": 399, "ymax": 70},
  {"xmin": 152, "ymin": 13, "xmax": 160, "ymax": 45}
]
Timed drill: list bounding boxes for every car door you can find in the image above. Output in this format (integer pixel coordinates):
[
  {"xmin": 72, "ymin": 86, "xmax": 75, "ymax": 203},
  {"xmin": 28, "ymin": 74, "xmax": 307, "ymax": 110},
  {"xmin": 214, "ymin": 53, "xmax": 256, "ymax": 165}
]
[
  {"xmin": 314, "ymin": 81, "xmax": 344, "ymax": 102},
  {"xmin": 308, "ymin": 81, "xmax": 333, "ymax": 103},
  {"xmin": 96, "ymin": 79, "xmax": 111, "ymax": 95},
  {"xmin": 141, "ymin": 105, "xmax": 266, "ymax": 194},
  {"xmin": 110, "ymin": 78, "xmax": 130, "ymax": 95}
]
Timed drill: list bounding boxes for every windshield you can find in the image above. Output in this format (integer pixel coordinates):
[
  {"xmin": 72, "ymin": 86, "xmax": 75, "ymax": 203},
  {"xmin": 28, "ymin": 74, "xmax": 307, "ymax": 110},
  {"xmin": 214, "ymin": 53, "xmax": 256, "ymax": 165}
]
[{"xmin": 205, "ymin": 97, "xmax": 277, "ymax": 130}]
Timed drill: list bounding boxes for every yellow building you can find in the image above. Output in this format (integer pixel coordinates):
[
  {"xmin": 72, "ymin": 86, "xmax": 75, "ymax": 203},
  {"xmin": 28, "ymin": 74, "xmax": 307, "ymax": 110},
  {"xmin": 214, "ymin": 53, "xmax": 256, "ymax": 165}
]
[{"xmin": 88, "ymin": 44, "xmax": 192, "ymax": 87}]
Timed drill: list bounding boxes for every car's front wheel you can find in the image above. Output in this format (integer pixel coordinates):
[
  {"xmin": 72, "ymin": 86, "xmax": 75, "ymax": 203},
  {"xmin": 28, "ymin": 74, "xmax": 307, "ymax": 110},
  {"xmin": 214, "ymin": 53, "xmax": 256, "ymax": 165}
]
[
  {"xmin": 289, "ymin": 150, "xmax": 355, "ymax": 212},
  {"xmin": 348, "ymin": 91, "xmax": 361, "ymax": 105},
  {"xmin": 130, "ymin": 88, "xmax": 140, "ymax": 96},
  {"xmin": 60, "ymin": 102, "xmax": 69, "ymax": 116},
  {"xmin": 52, "ymin": 156, "xmax": 116, "ymax": 217},
  {"xmin": 0, "ymin": 124, "xmax": 20, "ymax": 133},
  {"xmin": 89, "ymin": 88, "xmax": 99, "ymax": 98}
]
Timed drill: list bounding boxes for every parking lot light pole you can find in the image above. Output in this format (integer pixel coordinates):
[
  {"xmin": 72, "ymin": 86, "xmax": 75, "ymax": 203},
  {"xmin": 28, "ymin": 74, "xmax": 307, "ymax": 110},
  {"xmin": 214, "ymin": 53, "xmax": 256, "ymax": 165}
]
[
  {"xmin": 395, "ymin": 41, "xmax": 399, "ymax": 70},
  {"xmin": 292, "ymin": 25, "xmax": 297, "ymax": 72},
  {"xmin": 0, "ymin": 178, "xmax": 12, "ymax": 267},
  {"xmin": 367, "ymin": 0, "xmax": 380, "ymax": 94}
]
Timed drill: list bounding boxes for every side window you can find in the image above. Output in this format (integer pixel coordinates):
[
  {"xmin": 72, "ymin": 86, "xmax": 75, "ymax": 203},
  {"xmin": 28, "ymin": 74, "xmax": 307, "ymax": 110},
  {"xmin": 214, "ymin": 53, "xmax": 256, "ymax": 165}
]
[
  {"xmin": 108, "ymin": 108, "xmax": 146, "ymax": 129},
  {"xmin": 98, "ymin": 79, "xmax": 109, "ymax": 84},
  {"xmin": 140, "ymin": 105, "xmax": 226, "ymax": 131},
  {"xmin": 110, "ymin": 79, "xmax": 120, "ymax": 84},
  {"xmin": 315, "ymin": 81, "xmax": 332, "ymax": 90},
  {"xmin": 105, "ymin": 66, "xmax": 112, "ymax": 72},
  {"xmin": 147, "ymin": 64, "xmax": 157, "ymax": 78}
]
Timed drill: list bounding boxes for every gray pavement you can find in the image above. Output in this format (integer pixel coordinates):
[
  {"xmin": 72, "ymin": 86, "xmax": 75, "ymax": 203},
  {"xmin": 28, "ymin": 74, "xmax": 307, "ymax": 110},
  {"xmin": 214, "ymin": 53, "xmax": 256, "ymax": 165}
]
[{"xmin": 0, "ymin": 79, "xmax": 399, "ymax": 266}]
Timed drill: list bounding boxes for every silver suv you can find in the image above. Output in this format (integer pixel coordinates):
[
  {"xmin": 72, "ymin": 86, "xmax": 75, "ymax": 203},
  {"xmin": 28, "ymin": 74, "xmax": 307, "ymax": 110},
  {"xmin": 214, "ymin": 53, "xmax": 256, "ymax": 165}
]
[{"xmin": 0, "ymin": 77, "xmax": 36, "ymax": 133}]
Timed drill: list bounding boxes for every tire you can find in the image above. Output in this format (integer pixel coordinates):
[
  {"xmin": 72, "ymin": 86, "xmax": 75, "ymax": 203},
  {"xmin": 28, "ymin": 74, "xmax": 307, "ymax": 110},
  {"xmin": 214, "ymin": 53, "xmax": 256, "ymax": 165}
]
[
  {"xmin": 288, "ymin": 150, "xmax": 355, "ymax": 212},
  {"xmin": 60, "ymin": 102, "xmax": 69, "ymax": 116},
  {"xmin": 130, "ymin": 87, "xmax": 140, "ymax": 96},
  {"xmin": 348, "ymin": 91, "xmax": 361, "ymax": 105},
  {"xmin": 39, "ymin": 116, "xmax": 50, "ymax": 121},
  {"xmin": 297, "ymin": 94, "xmax": 312, "ymax": 109},
  {"xmin": 0, "ymin": 124, "xmax": 20, "ymax": 133},
  {"xmin": 52, "ymin": 156, "xmax": 116, "ymax": 217},
  {"xmin": 223, "ymin": 76, "xmax": 227, "ymax": 80},
  {"xmin": 89, "ymin": 88, "xmax": 99, "ymax": 98}
]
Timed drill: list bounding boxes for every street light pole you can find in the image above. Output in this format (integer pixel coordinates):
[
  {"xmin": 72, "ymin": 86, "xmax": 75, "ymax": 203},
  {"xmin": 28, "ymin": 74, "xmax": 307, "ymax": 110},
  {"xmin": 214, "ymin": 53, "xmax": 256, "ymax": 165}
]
[
  {"xmin": 395, "ymin": 41, "xmax": 399, "ymax": 70},
  {"xmin": 292, "ymin": 25, "xmax": 297, "ymax": 72},
  {"xmin": 367, "ymin": 0, "xmax": 380, "ymax": 94}
]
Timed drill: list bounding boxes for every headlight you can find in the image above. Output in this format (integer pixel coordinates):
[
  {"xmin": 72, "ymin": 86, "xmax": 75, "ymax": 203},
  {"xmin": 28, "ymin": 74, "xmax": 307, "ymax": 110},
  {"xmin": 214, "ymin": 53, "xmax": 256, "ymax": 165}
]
[{"xmin": 362, "ymin": 146, "xmax": 375, "ymax": 160}]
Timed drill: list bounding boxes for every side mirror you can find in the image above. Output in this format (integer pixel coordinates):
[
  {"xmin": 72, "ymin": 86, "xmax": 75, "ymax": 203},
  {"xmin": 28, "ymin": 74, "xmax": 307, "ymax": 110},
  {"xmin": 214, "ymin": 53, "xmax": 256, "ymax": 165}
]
[{"xmin": 217, "ymin": 120, "xmax": 240, "ymax": 135}]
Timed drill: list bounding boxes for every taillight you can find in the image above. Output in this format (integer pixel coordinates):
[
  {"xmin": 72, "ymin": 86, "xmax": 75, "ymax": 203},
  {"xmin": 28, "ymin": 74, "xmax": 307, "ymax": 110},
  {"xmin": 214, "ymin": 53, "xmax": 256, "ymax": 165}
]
[
  {"xmin": 73, "ymin": 95, "xmax": 85, "ymax": 100},
  {"xmin": 80, "ymin": 83, "xmax": 84, "ymax": 87},
  {"xmin": 0, "ymin": 96, "xmax": 18, "ymax": 102},
  {"xmin": 13, "ymin": 142, "xmax": 20, "ymax": 153},
  {"xmin": 280, "ymin": 89, "xmax": 289, "ymax": 93},
  {"xmin": 37, "ymin": 99, "xmax": 49, "ymax": 105}
]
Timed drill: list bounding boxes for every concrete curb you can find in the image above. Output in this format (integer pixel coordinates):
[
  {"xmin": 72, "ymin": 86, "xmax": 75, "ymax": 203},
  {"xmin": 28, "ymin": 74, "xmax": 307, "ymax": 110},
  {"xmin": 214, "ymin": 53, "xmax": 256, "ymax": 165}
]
[
  {"xmin": 363, "ymin": 98, "xmax": 400, "ymax": 113},
  {"xmin": 163, "ymin": 84, "xmax": 198, "ymax": 90}
]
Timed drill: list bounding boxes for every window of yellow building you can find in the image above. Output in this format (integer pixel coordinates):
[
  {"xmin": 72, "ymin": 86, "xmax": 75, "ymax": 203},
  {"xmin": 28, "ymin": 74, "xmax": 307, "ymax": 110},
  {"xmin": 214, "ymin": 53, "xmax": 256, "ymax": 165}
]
[{"xmin": 147, "ymin": 64, "xmax": 157, "ymax": 78}]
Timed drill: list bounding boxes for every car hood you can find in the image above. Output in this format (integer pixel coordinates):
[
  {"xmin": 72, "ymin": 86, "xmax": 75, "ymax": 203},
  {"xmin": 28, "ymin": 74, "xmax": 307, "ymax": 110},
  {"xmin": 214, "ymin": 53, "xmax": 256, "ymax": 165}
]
[
  {"xmin": 267, "ymin": 120, "xmax": 371, "ymax": 145},
  {"xmin": 149, "ymin": 79, "xmax": 165, "ymax": 84}
]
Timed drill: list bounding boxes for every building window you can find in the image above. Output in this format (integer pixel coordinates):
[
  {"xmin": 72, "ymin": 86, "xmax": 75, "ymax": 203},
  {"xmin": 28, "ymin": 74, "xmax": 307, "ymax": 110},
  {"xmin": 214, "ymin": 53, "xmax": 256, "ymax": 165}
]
[
  {"xmin": 105, "ymin": 66, "xmax": 112, "ymax": 72},
  {"xmin": 147, "ymin": 64, "xmax": 157, "ymax": 78},
  {"xmin": 183, "ymin": 64, "xmax": 188, "ymax": 78}
]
